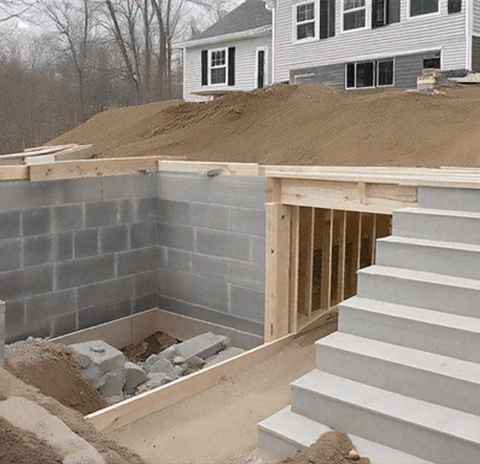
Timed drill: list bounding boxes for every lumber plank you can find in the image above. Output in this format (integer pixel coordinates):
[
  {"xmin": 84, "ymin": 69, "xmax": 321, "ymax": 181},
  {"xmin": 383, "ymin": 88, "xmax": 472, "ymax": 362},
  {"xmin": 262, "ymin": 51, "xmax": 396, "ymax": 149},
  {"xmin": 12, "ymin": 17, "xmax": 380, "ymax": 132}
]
[
  {"xmin": 289, "ymin": 206, "xmax": 300, "ymax": 334},
  {"xmin": 0, "ymin": 166, "xmax": 29, "ymax": 181},
  {"xmin": 321, "ymin": 210, "xmax": 334, "ymax": 310},
  {"xmin": 338, "ymin": 211, "xmax": 347, "ymax": 303},
  {"xmin": 298, "ymin": 207, "xmax": 314, "ymax": 317},
  {"xmin": 25, "ymin": 155, "xmax": 56, "ymax": 165},
  {"xmin": 29, "ymin": 157, "xmax": 160, "ymax": 182},
  {"xmin": 159, "ymin": 160, "xmax": 259, "ymax": 176},
  {"xmin": 24, "ymin": 144, "xmax": 76, "ymax": 153},
  {"xmin": 370, "ymin": 214, "xmax": 378, "ymax": 265},
  {"xmin": 85, "ymin": 333, "xmax": 295, "ymax": 433},
  {"xmin": 54, "ymin": 144, "xmax": 94, "ymax": 161}
]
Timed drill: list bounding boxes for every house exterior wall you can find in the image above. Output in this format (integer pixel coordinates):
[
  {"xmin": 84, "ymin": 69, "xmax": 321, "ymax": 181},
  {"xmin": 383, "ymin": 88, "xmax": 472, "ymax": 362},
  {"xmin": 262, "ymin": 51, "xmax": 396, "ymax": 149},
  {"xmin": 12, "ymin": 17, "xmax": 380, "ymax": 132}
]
[
  {"xmin": 473, "ymin": 36, "xmax": 480, "ymax": 71},
  {"xmin": 274, "ymin": 0, "xmax": 469, "ymax": 87},
  {"xmin": 184, "ymin": 34, "xmax": 272, "ymax": 101},
  {"xmin": 473, "ymin": 0, "xmax": 480, "ymax": 34}
]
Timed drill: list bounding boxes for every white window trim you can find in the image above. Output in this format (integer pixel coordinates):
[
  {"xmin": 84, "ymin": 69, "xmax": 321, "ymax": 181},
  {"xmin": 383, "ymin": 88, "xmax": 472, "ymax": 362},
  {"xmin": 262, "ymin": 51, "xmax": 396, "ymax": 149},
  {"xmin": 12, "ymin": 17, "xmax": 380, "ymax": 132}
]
[
  {"xmin": 407, "ymin": 0, "xmax": 441, "ymax": 19},
  {"xmin": 292, "ymin": 0, "xmax": 319, "ymax": 44},
  {"xmin": 254, "ymin": 47, "xmax": 269, "ymax": 88},
  {"xmin": 208, "ymin": 48, "xmax": 228, "ymax": 87},
  {"xmin": 377, "ymin": 59, "xmax": 396, "ymax": 87},
  {"xmin": 341, "ymin": 0, "xmax": 368, "ymax": 33}
]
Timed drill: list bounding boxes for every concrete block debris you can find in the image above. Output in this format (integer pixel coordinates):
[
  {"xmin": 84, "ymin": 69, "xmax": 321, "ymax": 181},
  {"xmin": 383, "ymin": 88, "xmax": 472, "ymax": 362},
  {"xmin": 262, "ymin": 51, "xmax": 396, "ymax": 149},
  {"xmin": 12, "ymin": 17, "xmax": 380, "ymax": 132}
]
[
  {"xmin": 205, "ymin": 347, "xmax": 245, "ymax": 368},
  {"xmin": 174, "ymin": 332, "xmax": 231, "ymax": 361},
  {"xmin": 124, "ymin": 362, "xmax": 148, "ymax": 395}
]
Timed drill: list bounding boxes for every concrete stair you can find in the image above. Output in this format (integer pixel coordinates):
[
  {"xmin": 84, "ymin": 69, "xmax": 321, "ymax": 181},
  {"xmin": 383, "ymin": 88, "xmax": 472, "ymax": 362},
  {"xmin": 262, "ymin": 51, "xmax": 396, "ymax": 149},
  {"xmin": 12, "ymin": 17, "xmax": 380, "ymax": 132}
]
[{"xmin": 258, "ymin": 187, "xmax": 480, "ymax": 463}]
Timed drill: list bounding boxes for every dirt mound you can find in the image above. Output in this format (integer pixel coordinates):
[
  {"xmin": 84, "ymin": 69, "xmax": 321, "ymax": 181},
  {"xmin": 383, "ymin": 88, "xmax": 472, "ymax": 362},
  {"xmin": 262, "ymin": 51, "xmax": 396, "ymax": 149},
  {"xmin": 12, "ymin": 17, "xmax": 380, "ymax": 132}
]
[
  {"xmin": 52, "ymin": 83, "xmax": 480, "ymax": 168},
  {"xmin": 5, "ymin": 338, "xmax": 107, "ymax": 415},
  {"xmin": 284, "ymin": 431, "xmax": 370, "ymax": 464},
  {"xmin": 122, "ymin": 330, "xmax": 178, "ymax": 362}
]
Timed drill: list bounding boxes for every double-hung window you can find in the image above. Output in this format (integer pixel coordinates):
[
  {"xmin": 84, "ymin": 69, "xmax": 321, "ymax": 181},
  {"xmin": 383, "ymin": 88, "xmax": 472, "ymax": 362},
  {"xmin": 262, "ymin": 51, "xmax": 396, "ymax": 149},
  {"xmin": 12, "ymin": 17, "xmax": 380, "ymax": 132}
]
[
  {"xmin": 296, "ymin": 2, "xmax": 316, "ymax": 40},
  {"xmin": 410, "ymin": 0, "xmax": 438, "ymax": 17},
  {"xmin": 344, "ymin": 0, "xmax": 366, "ymax": 31},
  {"xmin": 210, "ymin": 49, "xmax": 227, "ymax": 85}
]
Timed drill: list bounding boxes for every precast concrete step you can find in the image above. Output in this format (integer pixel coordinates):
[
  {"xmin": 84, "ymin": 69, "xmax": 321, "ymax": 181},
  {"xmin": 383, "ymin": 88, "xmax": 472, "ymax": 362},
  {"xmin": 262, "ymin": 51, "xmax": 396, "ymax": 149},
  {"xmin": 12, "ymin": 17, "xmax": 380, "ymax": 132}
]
[
  {"xmin": 339, "ymin": 297, "xmax": 480, "ymax": 363},
  {"xmin": 316, "ymin": 332, "xmax": 480, "ymax": 415},
  {"xmin": 393, "ymin": 208, "xmax": 480, "ymax": 245},
  {"xmin": 418, "ymin": 187, "xmax": 480, "ymax": 214},
  {"xmin": 258, "ymin": 406, "xmax": 433, "ymax": 464},
  {"xmin": 357, "ymin": 265, "xmax": 480, "ymax": 318},
  {"xmin": 376, "ymin": 236, "xmax": 480, "ymax": 280},
  {"xmin": 291, "ymin": 370, "xmax": 480, "ymax": 463}
]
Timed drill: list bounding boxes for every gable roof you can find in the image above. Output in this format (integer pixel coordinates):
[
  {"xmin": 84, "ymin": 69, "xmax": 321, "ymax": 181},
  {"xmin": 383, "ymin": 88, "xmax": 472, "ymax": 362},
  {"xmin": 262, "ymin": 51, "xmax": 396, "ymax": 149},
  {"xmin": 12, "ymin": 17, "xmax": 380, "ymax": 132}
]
[{"xmin": 192, "ymin": 0, "xmax": 272, "ymax": 41}]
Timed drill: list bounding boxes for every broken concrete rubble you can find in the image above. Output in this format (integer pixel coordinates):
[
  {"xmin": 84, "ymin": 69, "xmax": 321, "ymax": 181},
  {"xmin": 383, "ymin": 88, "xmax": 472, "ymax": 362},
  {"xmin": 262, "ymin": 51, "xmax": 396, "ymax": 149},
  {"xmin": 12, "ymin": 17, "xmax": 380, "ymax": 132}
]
[
  {"xmin": 174, "ymin": 332, "xmax": 231, "ymax": 361},
  {"xmin": 124, "ymin": 362, "xmax": 148, "ymax": 395}
]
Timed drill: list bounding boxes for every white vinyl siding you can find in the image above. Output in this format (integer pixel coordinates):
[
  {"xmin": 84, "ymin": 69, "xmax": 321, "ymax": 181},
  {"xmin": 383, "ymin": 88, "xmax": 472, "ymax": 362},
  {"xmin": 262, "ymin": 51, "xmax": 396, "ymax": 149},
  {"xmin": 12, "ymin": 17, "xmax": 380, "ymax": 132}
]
[
  {"xmin": 274, "ymin": 0, "xmax": 468, "ymax": 83},
  {"xmin": 184, "ymin": 35, "xmax": 272, "ymax": 102},
  {"xmin": 473, "ymin": 0, "xmax": 480, "ymax": 35}
]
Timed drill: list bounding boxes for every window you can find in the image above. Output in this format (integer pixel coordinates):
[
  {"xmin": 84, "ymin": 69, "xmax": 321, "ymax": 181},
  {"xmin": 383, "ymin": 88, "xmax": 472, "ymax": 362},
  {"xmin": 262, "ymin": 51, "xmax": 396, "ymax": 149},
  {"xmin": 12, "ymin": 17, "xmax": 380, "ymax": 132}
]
[
  {"xmin": 320, "ymin": 0, "xmax": 336, "ymax": 39},
  {"xmin": 296, "ymin": 2, "xmax": 316, "ymax": 40},
  {"xmin": 346, "ymin": 59, "xmax": 394, "ymax": 88},
  {"xmin": 424, "ymin": 56, "xmax": 441, "ymax": 69},
  {"xmin": 210, "ymin": 49, "xmax": 227, "ymax": 85},
  {"xmin": 448, "ymin": 0, "xmax": 461, "ymax": 14},
  {"xmin": 344, "ymin": 0, "xmax": 366, "ymax": 31},
  {"xmin": 410, "ymin": 0, "xmax": 438, "ymax": 17},
  {"xmin": 372, "ymin": 0, "xmax": 388, "ymax": 27}
]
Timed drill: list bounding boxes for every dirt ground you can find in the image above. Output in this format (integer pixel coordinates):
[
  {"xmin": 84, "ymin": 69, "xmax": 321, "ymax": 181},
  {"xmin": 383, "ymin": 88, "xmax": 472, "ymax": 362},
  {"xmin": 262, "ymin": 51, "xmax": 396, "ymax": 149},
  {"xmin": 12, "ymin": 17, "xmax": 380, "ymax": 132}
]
[
  {"xmin": 122, "ymin": 330, "xmax": 178, "ymax": 363},
  {"xmin": 111, "ymin": 322, "xmax": 338, "ymax": 464},
  {"xmin": 52, "ymin": 83, "xmax": 480, "ymax": 168}
]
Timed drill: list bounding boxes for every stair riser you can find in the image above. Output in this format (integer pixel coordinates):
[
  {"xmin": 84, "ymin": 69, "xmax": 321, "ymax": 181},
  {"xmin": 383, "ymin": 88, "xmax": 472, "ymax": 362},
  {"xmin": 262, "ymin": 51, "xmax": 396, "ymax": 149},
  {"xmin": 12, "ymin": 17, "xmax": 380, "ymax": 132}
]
[
  {"xmin": 418, "ymin": 187, "xmax": 480, "ymax": 214},
  {"xmin": 316, "ymin": 343, "xmax": 480, "ymax": 415},
  {"xmin": 357, "ymin": 272, "xmax": 480, "ymax": 318},
  {"xmin": 257, "ymin": 428, "xmax": 305, "ymax": 460},
  {"xmin": 376, "ymin": 239, "xmax": 480, "ymax": 280},
  {"xmin": 393, "ymin": 211, "xmax": 480, "ymax": 245},
  {"xmin": 339, "ymin": 305, "xmax": 480, "ymax": 364},
  {"xmin": 291, "ymin": 386, "xmax": 480, "ymax": 464}
]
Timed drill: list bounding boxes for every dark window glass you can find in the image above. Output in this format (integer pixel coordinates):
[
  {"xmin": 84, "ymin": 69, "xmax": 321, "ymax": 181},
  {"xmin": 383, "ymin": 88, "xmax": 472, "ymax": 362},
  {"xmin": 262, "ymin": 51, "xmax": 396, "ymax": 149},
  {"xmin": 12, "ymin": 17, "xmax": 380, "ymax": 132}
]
[
  {"xmin": 257, "ymin": 50, "xmax": 265, "ymax": 89},
  {"xmin": 448, "ymin": 0, "xmax": 461, "ymax": 13},
  {"xmin": 372, "ymin": 0, "xmax": 388, "ymax": 28},
  {"xmin": 344, "ymin": 9, "xmax": 366, "ymax": 30},
  {"xmin": 346, "ymin": 63, "xmax": 356, "ymax": 88},
  {"xmin": 297, "ymin": 3, "xmax": 315, "ymax": 22},
  {"xmin": 356, "ymin": 62, "xmax": 374, "ymax": 87},
  {"xmin": 211, "ymin": 68, "xmax": 226, "ymax": 84},
  {"xmin": 410, "ymin": 0, "xmax": 438, "ymax": 16},
  {"xmin": 297, "ymin": 22, "xmax": 315, "ymax": 39},
  {"xmin": 423, "ymin": 57, "xmax": 441, "ymax": 69},
  {"xmin": 378, "ymin": 60, "xmax": 394, "ymax": 86}
]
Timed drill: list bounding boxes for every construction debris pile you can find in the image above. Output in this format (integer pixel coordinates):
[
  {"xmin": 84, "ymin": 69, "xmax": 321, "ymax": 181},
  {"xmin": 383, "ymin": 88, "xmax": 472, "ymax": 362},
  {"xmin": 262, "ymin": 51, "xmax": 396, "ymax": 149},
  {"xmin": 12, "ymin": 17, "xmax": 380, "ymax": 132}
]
[{"xmin": 70, "ymin": 333, "xmax": 245, "ymax": 404}]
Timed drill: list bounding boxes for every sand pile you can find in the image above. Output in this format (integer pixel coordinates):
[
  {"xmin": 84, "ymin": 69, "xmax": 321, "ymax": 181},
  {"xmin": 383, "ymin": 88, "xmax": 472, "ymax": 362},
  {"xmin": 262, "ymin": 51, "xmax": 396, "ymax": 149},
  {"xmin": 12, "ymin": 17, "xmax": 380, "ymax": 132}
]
[{"xmin": 52, "ymin": 83, "xmax": 480, "ymax": 168}]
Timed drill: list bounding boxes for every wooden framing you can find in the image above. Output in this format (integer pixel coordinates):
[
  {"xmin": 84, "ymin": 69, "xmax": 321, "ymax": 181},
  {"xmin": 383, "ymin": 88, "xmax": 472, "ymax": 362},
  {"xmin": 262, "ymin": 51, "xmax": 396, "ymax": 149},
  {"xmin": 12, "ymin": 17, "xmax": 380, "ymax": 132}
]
[
  {"xmin": 158, "ymin": 160, "xmax": 261, "ymax": 176},
  {"xmin": 0, "ymin": 166, "xmax": 29, "ymax": 181}
]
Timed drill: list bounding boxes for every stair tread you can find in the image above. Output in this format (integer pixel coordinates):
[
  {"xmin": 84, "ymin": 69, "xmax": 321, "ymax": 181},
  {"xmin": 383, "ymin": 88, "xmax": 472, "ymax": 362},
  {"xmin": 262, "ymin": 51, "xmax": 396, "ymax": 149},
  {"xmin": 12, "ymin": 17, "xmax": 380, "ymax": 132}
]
[
  {"xmin": 359, "ymin": 265, "xmax": 480, "ymax": 290},
  {"xmin": 317, "ymin": 332, "xmax": 480, "ymax": 385},
  {"xmin": 378, "ymin": 235, "xmax": 480, "ymax": 254},
  {"xmin": 340, "ymin": 296, "xmax": 480, "ymax": 334},
  {"xmin": 292, "ymin": 371, "xmax": 480, "ymax": 444},
  {"xmin": 259, "ymin": 407, "xmax": 433, "ymax": 464},
  {"xmin": 397, "ymin": 207, "xmax": 480, "ymax": 219}
]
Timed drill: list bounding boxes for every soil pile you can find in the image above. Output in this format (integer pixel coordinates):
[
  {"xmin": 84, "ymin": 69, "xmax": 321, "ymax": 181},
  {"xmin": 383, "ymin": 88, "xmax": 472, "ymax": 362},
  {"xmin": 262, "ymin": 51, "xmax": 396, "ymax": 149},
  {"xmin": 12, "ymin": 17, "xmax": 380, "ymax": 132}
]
[
  {"xmin": 52, "ymin": 83, "xmax": 480, "ymax": 168},
  {"xmin": 284, "ymin": 431, "xmax": 370, "ymax": 464},
  {"xmin": 122, "ymin": 330, "xmax": 178, "ymax": 362},
  {"xmin": 5, "ymin": 337, "xmax": 107, "ymax": 415}
]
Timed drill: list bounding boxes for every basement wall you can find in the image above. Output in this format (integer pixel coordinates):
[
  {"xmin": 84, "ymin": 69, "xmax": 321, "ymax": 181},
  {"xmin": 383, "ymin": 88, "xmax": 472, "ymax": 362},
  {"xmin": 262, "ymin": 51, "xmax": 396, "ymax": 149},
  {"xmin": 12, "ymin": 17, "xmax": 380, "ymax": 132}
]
[{"xmin": 0, "ymin": 171, "xmax": 267, "ymax": 343}]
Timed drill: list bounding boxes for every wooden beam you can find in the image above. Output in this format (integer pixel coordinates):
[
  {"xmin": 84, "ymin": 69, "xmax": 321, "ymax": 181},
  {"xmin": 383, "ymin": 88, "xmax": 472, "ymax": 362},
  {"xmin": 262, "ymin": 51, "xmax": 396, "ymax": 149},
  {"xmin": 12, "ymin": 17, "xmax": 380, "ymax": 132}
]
[
  {"xmin": 159, "ymin": 160, "xmax": 259, "ymax": 176},
  {"xmin": 298, "ymin": 208, "xmax": 314, "ymax": 317},
  {"xmin": 357, "ymin": 212, "xmax": 363, "ymax": 270},
  {"xmin": 0, "ymin": 166, "xmax": 29, "ymax": 181},
  {"xmin": 85, "ymin": 333, "xmax": 295, "ymax": 433},
  {"xmin": 321, "ymin": 209, "xmax": 334, "ymax": 310},
  {"xmin": 289, "ymin": 206, "xmax": 300, "ymax": 334},
  {"xmin": 54, "ymin": 145, "xmax": 94, "ymax": 161},
  {"xmin": 338, "ymin": 211, "xmax": 347, "ymax": 303},
  {"xmin": 264, "ymin": 203, "xmax": 291, "ymax": 342},
  {"xmin": 370, "ymin": 214, "xmax": 378, "ymax": 265}
]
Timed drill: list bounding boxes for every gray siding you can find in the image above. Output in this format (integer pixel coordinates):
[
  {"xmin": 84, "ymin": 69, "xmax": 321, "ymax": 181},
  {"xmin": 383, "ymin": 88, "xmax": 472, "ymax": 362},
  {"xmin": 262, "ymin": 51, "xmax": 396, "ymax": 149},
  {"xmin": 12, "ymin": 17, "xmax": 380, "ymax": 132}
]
[
  {"xmin": 274, "ymin": 0, "xmax": 468, "ymax": 83},
  {"xmin": 473, "ymin": 0, "xmax": 480, "ymax": 35},
  {"xmin": 290, "ymin": 62, "xmax": 345, "ymax": 87},
  {"xmin": 473, "ymin": 36, "xmax": 480, "ymax": 71}
]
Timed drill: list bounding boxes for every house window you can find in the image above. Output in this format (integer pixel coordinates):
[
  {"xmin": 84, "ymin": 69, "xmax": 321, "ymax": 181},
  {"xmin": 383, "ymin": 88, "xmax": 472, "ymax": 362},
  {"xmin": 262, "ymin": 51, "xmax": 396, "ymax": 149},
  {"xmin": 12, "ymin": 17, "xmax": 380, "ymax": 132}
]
[
  {"xmin": 372, "ymin": 0, "xmax": 388, "ymax": 28},
  {"xmin": 210, "ymin": 49, "xmax": 227, "ymax": 85},
  {"xmin": 344, "ymin": 0, "xmax": 366, "ymax": 31},
  {"xmin": 448, "ymin": 0, "xmax": 461, "ymax": 14},
  {"xmin": 346, "ymin": 59, "xmax": 394, "ymax": 88},
  {"xmin": 320, "ymin": 0, "xmax": 336, "ymax": 39},
  {"xmin": 410, "ymin": 0, "xmax": 438, "ymax": 17},
  {"xmin": 424, "ymin": 56, "xmax": 441, "ymax": 69},
  {"xmin": 296, "ymin": 2, "xmax": 316, "ymax": 40}
]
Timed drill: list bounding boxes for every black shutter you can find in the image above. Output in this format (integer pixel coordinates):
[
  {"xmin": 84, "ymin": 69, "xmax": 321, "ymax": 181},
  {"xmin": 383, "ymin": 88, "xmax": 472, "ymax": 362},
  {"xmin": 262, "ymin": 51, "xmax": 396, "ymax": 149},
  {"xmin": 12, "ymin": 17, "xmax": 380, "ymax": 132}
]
[
  {"xmin": 228, "ymin": 47, "xmax": 236, "ymax": 86},
  {"xmin": 372, "ymin": 0, "xmax": 378, "ymax": 28},
  {"xmin": 320, "ymin": 0, "xmax": 335, "ymax": 39},
  {"xmin": 201, "ymin": 50, "xmax": 208, "ymax": 86},
  {"xmin": 328, "ymin": 0, "xmax": 335, "ymax": 37},
  {"xmin": 388, "ymin": 0, "xmax": 401, "ymax": 24},
  {"xmin": 448, "ymin": 0, "xmax": 461, "ymax": 14}
]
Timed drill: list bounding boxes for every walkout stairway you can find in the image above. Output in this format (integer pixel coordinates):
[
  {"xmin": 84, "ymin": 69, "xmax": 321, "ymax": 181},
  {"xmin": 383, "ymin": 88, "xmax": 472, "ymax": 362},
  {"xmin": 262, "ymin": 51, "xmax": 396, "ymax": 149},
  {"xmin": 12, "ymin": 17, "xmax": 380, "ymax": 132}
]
[{"xmin": 258, "ymin": 187, "xmax": 480, "ymax": 464}]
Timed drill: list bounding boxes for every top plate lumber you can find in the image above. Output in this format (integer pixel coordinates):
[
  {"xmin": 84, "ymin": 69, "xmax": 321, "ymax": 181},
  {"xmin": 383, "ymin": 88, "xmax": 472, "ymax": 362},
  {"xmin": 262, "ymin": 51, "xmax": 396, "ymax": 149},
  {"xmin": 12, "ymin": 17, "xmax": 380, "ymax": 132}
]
[
  {"xmin": 0, "ymin": 166, "xmax": 29, "ymax": 181},
  {"xmin": 159, "ymin": 160, "xmax": 261, "ymax": 176}
]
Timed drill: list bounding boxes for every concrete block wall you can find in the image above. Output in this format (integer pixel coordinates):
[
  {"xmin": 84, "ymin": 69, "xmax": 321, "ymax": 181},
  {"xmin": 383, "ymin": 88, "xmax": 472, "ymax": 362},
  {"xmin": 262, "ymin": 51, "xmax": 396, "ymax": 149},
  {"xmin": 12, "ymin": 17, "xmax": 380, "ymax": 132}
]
[
  {"xmin": 157, "ymin": 173, "xmax": 267, "ymax": 337},
  {"xmin": 0, "ymin": 174, "xmax": 161, "ymax": 343}
]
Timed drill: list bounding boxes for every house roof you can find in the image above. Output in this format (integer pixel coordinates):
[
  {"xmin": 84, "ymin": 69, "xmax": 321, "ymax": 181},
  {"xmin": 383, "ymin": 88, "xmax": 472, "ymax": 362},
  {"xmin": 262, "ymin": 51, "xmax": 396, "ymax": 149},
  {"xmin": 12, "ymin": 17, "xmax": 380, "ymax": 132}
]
[{"xmin": 192, "ymin": 0, "xmax": 272, "ymax": 41}]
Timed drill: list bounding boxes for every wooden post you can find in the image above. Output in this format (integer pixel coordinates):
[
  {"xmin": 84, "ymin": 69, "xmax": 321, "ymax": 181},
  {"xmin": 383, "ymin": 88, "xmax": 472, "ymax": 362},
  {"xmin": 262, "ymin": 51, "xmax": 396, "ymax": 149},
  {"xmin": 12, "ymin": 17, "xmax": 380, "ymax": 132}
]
[
  {"xmin": 370, "ymin": 213, "xmax": 378, "ymax": 265},
  {"xmin": 357, "ymin": 212, "xmax": 363, "ymax": 271},
  {"xmin": 338, "ymin": 211, "xmax": 347, "ymax": 303},
  {"xmin": 321, "ymin": 209, "xmax": 334, "ymax": 310},
  {"xmin": 289, "ymin": 206, "xmax": 300, "ymax": 334},
  {"xmin": 298, "ymin": 207, "xmax": 315, "ymax": 317}
]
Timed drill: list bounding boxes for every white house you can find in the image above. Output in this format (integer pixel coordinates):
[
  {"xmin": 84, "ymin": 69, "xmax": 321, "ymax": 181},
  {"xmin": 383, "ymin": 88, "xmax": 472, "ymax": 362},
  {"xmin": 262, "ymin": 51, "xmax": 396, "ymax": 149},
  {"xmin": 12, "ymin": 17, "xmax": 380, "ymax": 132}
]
[{"xmin": 178, "ymin": 0, "xmax": 273, "ymax": 101}]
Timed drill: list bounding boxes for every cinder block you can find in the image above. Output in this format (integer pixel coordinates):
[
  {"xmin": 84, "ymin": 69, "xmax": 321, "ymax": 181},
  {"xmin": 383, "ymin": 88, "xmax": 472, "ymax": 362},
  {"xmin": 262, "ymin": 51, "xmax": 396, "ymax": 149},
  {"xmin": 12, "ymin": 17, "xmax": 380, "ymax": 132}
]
[
  {"xmin": 0, "ymin": 212, "xmax": 20, "ymax": 240},
  {"xmin": 157, "ymin": 222, "xmax": 194, "ymax": 251},
  {"xmin": 0, "ymin": 266, "xmax": 54, "ymax": 301},
  {"xmin": 157, "ymin": 199, "xmax": 190, "ymax": 225},
  {"xmin": 55, "ymin": 178, "xmax": 102, "ymax": 204},
  {"xmin": 130, "ymin": 223, "xmax": 156, "ymax": 250},
  {"xmin": 114, "ymin": 301, "xmax": 132, "ymax": 319},
  {"xmin": 134, "ymin": 270, "xmax": 160, "ymax": 298},
  {"xmin": 251, "ymin": 236, "xmax": 266, "ymax": 265},
  {"xmin": 74, "ymin": 229, "xmax": 99, "ymax": 259},
  {"xmin": 85, "ymin": 201, "xmax": 118, "ymax": 228},
  {"xmin": 117, "ymin": 247, "xmax": 161, "ymax": 277},
  {"xmin": 119, "ymin": 200, "xmax": 136, "ymax": 224},
  {"xmin": 102, "ymin": 174, "xmax": 157, "ymax": 201},
  {"xmin": 76, "ymin": 277, "xmax": 134, "ymax": 311},
  {"xmin": 0, "ymin": 181, "xmax": 56, "ymax": 212},
  {"xmin": 165, "ymin": 249, "xmax": 191, "ymax": 272},
  {"xmin": 53, "ymin": 232, "xmax": 74, "ymax": 262},
  {"xmin": 22, "ymin": 208, "xmax": 51, "ymax": 237},
  {"xmin": 124, "ymin": 361, "xmax": 147, "ymax": 394},
  {"xmin": 56, "ymin": 256, "xmax": 114, "ymax": 290},
  {"xmin": 196, "ymin": 229, "xmax": 251, "ymax": 261},
  {"xmin": 52, "ymin": 312, "xmax": 77, "ymax": 337},
  {"xmin": 174, "ymin": 332, "xmax": 230, "ymax": 361},
  {"xmin": 231, "ymin": 262, "xmax": 265, "ymax": 292},
  {"xmin": 53, "ymin": 204, "xmax": 83, "ymax": 232},
  {"xmin": 78, "ymin": 304, "xmax": 116, "ymax": 330},
  {"xmin": 136, "ymin": 198, "xmax": 157, "ymax": 223},
  {"xmin": 100, "ymin": 225, "xmax": 128, "ymax": 254},
  {"xmin": 191, "ymin": 203, "xmax": 229, "ymax": 230},
  {"xmin": 23, "ymin": 235, "xmax": 53, "ymax": 267},
  {"xmin": 5, "ymin": 299, "xmax": 25, "ymax": 342},
  {"xmin": 133, "ymin": 293, "xmax": 158, "ymax": 314},
  {"xmin": 191, "ymin": 254, "xmax": 230, "ymax": 280},
  {"xmin": 230, "ymin": 285, "xmax": 265, "ymax": 324},
  {"xmin": 162, "ymin": 271, "xmax": 228, "ymax": 312},
  {"xmin": 0, "ymin": 239, "xmax": 21, "ymax": 272},
  {"xmin": 231, "ymin": 208, "xmax": 265, "ymax": 236},
  {"xmin": 25, "ymin": 289, "xmax": 76, "ymax": 324}
]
